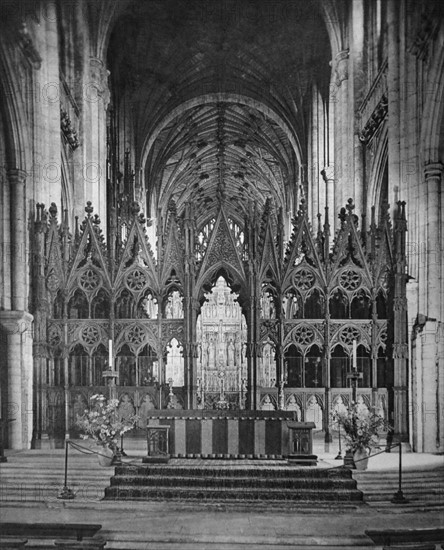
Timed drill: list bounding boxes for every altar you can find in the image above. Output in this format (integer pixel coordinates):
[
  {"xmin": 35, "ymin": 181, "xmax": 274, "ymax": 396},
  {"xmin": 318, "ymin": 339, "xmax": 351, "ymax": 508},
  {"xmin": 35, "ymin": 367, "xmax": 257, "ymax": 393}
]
[{"xmin": 143, "ymin": 410, "xmax": 313, "ymax": 458}]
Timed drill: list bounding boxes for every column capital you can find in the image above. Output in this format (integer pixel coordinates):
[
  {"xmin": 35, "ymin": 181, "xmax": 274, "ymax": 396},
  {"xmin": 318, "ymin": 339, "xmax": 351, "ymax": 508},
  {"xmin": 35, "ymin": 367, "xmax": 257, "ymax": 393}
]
[
  {"xmin": 0, "ymin": 311, "xmax": 33, "ymax": 334},
  {"xmin": 424, "ymin": 162, "xmax": 444, "ymax": 180},
  {"xmin": 7, "ymin": 169, "xmax": 27, "ymax": 183},
  {"xmin": 334, "ymin": 49, "xmax": 349, "ymax": 85}
]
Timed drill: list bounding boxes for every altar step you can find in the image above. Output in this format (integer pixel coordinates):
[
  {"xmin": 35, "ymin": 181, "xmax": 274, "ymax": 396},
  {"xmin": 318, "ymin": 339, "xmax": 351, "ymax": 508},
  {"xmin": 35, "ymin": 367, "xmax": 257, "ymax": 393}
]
[
  {"xmin": 104, "ymin": 463, "xmax": 363, "ymax": 502},
  {"xmin": 0, "ymin": 450, "xmax": 112, "ymax": 502},
  {"xmin": 353, "ymin": 467, "xmax": 444, "ymax": 510}
]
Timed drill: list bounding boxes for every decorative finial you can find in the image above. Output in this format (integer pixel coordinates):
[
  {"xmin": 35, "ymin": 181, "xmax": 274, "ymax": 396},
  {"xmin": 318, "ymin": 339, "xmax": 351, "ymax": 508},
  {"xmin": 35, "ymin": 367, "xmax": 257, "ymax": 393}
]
[
  {"xmin": 346, "ymin": 198, "xmax": 355, "ymax": 213},
  {"xmin": 85, "ymin": 202, "xmax": 93, "ymax": 216},
  {"xmin": 49, "ymin": 202, "xmax": 58, "ymax": 218}
]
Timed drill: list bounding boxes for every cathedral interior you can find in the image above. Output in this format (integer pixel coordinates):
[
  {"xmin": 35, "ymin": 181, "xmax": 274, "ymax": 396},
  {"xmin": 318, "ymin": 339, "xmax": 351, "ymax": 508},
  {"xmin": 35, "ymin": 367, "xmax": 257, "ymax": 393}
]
[{"xmin": 0, "ymin": 0, "xmax": 443, "ymax": 455}]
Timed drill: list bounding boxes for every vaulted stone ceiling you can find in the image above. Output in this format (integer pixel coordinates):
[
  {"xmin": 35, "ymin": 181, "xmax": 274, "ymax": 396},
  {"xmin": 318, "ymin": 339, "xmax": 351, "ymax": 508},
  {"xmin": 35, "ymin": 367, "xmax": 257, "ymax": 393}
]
[{"xmin": 107, "ymin": 0, "xmax": 332, "ymax": 226}]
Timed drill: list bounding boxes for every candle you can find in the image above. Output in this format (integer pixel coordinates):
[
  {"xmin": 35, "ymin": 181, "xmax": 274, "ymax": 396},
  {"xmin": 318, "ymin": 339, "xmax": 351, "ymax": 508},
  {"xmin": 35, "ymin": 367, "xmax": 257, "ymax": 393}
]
[
  {"xmin": 109, "ymin": 339, "xmax": 113, "ymax": 369},
  {"xmin": 352, "ymin": 339, "xmax": 357, "ymax": 371}
]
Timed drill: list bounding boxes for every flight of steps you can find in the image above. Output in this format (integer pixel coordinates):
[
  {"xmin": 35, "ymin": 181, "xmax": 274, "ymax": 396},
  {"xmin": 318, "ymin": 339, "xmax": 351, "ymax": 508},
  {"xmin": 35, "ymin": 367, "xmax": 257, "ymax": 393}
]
[
  {"xmin": 104, "ymin": 461, "xmax": 363, "ymax": 502},
  {"xmin": 353, "ymin": 467, "xmax": 444, "ymax": 511},
  {"xmin": 0, "ymin": 449, "xmax": 113, "ymax": 503}
]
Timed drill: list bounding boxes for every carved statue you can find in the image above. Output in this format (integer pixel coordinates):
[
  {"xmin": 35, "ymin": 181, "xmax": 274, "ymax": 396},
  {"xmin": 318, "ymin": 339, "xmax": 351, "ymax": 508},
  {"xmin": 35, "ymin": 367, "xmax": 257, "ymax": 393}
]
[
  {"xmin": 227, "ymin": 339, "xmax": 235, "ymax": 366},
  {"xmin": 171, "ymin": 290, "xmax": 183, "ymax": 318},
  {"xmin": 165, "ymin": 298, "xmax": 173, "ymax": 319}
]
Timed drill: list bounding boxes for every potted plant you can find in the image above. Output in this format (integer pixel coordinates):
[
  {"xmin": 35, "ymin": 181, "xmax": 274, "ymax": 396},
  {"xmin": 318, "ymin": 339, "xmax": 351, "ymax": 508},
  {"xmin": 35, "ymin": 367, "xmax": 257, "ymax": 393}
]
[
  {"xmin": 334, "ymin": 402, "xmax": 388, "ymax": 470},
  {"xmin": 76, "ymin": 394, "xmax": 139, "ymax": 466}
]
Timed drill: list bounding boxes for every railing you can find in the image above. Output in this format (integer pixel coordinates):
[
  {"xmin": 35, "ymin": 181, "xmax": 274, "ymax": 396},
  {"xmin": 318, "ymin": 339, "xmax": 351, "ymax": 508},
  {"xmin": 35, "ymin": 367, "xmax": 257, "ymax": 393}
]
[
  {"xmin": 57, "ymin": 439, "xmax": 141, "ymax": 500},
  {"xmin": 348, "ymin": 442, "xmax": 408, "ymax": 504}
]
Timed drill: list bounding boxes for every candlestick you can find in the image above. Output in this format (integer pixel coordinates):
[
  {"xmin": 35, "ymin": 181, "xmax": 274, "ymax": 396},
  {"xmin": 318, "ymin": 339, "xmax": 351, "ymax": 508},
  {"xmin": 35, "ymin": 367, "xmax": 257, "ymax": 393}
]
[{"xmin": 109, "ymin": 339, "xmax": 113, "ymax": 369}]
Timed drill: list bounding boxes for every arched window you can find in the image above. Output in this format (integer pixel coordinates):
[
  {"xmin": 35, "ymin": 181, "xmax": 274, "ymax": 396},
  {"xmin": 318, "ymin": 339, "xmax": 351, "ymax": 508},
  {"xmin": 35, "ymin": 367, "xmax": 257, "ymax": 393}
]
[
  {"xmin": 53, "ymin": 290, "xmax": 64, "ymax": 319},
  {"xmin": 53, "ymin": 347, "xmax": 65, "ymax": 387},
  {"xmin": 91, "ymin": 289, "xmax": 110, "ymax": 319},
  {"xmin": 91, "ymin": 344, "xmax": 107, "ymax": 386},
  {"xmin": 115, "ymin": 288, "xmax": 135, "ymax": 318},
  {"xmin": 377, "ymin": 346, "xmax": 387, "ymax": 386},
  {"xmin": 165, "ymin": 338, "xmax": 184, "ymax": 386},
  {"xmin": 357, "ymin": 344, "xmax": 371, "ymax": 387},
  {"xmin": 69, "ymin": 344, "xmax": 89, "ymax": 386},
  {"xmin": 304, "ymin": 289, "xmax": 324, "ymax": 318},
  {"xmin": 330, "ymin": 345, "xmax": 347, "ymax": 388},
  {"xmin": 329, "ymin": 289, "xmax": 348, "ymax": 319},
  {"xmin": 136, "ymin": 289, "xmax": 158, "ymax": 319},
  {"xmin": 350, "ymin": 290, "xmax": 371, "ymax": 319},
  {"xmin": 284, "ymin": 344, "xmax": 303, "ymax": 388},
  {"xmin": 376, "ymin": 290, "xmax": 387, "ymax": 318},
  {"xmin": 304, "ymin": 345, "xmax": 322, "ymax": 387},
  {"xmin": 138, "ymin": 344, "xmax": 158, "ymax": 386},
  {"xmin": 283, "ymin": 290, "xmax": 302, "ymax": 319},
  {"xmin": 68, "ymin": 289, "xmax": 89, "ymax": 319},
  {"xmin": 117, "ymin": 344, "xmax": 136, "ymax": 386}
]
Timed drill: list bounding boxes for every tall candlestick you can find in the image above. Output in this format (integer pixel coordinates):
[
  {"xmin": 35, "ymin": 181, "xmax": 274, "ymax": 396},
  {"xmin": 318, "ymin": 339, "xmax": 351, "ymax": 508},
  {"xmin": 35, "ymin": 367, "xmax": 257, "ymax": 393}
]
[
  {"xmin": 352, "ymin": 339, "xmax": 357, "ymax": 371},
  {"xmin": 109, "ymin": 339, "xmax": 113, "ymax": 369}
]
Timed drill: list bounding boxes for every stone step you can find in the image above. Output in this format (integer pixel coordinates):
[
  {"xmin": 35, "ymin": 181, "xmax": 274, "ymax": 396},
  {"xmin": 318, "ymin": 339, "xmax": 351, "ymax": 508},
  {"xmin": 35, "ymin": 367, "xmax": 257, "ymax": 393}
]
[
  {"xmin": 352, "ymin": 467, "xmax": 444, "ymax": 510},
  {"xmin": 109, "ymin": 473, "xmax": 358, "ymax": 490},
  {"xmin": 104, "ymin": 484, "xmax": 363, "ymax": 501},
  {"xmin": 113, "ymin": 464, "xmax": 348, "ymax": 478},
  {"xmin": 97, "ymin": 532, "xmax": 377, "ymax": 550}
]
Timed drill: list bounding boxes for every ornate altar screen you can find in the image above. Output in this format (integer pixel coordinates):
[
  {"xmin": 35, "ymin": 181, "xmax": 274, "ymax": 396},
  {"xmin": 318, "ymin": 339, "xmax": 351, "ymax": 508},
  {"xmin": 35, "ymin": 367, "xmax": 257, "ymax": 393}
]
[{"xmin": 196, "ymin": 276, "xmax": 247, "ymax": 409}]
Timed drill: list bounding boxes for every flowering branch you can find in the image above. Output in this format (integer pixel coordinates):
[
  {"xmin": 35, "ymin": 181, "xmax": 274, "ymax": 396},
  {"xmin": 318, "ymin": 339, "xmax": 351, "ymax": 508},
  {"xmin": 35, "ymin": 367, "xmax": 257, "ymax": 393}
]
[
  {"xmin": 333, "ymin": 402, "xmax": 390, "ymax": 453},
  {"xmin": 76, "ymin": 394, "xmax": 139, "ymax": 451}
]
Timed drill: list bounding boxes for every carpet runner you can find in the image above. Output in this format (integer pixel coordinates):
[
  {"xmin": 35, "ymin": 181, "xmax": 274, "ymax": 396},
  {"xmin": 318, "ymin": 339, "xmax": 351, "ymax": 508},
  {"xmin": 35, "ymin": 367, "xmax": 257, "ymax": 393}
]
[{"xmin": 104, "ymin": 461, "xmax": 363, "ymax": 502}]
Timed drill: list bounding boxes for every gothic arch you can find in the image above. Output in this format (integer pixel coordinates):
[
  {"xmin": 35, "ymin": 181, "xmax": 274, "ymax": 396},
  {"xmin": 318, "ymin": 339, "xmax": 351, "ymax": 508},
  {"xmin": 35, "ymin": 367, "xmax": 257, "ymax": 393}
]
[
  {"xmin": 420, "ymin": 24, "xmax": 444, "ymax": 163},
  {"xmin": 0, "ymin": 46, "xmax": 31, "ymax": 170}
]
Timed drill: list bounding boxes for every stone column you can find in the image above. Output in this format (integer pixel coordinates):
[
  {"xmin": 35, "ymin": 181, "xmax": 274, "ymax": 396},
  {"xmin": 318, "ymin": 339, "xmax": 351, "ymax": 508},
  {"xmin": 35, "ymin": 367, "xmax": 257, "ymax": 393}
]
[
  {"xmin": 333, "ymin": 50, "xmax": 350, "ymax": 224},
  {"xmin": 0, "ymin": 311, "xmax": 34, "ymax": 449},
  {"xmin": 424, "ymin": 163, "xmax": 443, "ymax": 319},
  {"xmin": 387, "ymin": 0, "xmax": 401, "ymax": 212},
  {"xmin": 9, "ymin": 170, "xmax": 27, "ymax": 311},
  {"xmin": 1, "ymin": 165, "xmax": 11, "ymax": 310},
  {"xmin": 82, "ymin": 58, "xmax": 110, "ymax": 225},
  {"xmin": 419, "ymin": 163, "xmax": 444, "ymax": 452}
]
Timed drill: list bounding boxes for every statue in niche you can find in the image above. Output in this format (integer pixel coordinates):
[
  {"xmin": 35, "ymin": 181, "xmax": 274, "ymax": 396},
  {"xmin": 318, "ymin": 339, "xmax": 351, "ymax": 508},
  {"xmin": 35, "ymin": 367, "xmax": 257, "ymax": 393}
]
[
  {"xmin": 167, "ymin": 393, "xmax": 182, "ymax": 410},
  {"xmin": 73, "ymin": 394, "xmax": 86, "ymax": 424},
  {"xmin": 261, "ymin": 394, "xmax": 275, "ymax": 411},
  {"xmin": 261, "ymin": 291, "xmax": 275, "ymax": 319},
  {"xmin": 201, "ymin": 340, "xmax": 208, "ymax": 368},
  {"xmin": 227, "ymin": 339, "xmax": 235, "ymax": 366},
  {"xmin": 140, "ymin": 293, "xmax": 157, "ymax": 319},
  {"xmin": 165, "ymin": 297, "xmax": 173, "ymax": 319},
  {"xmin": 286, "ymin": 394, "xmax": 300, "ymax": 416},
  {"xmin": 171, "ymin": 291, "xmax": 183, "ymax": 318},
  {"xmin": 290, "ymin": 295, "xmax": 299, "ymax": 318},
  {"xmin": 139, "ymin": 394, "xmax": 156, "ymax": 427},
  {"xmin": 282, "ymin": 295, "xmax": 288, "ymax": 318},
  {"xmin": 208, "ymin": 337, "xmax": 216, "ymax": 367},
  {"xmin": 217, "ymin": 332, "xmax": 226, "ymax": 364},
  {"xmin": 118, "ymin": 393, "xmax": 135, "ymax": 421}
]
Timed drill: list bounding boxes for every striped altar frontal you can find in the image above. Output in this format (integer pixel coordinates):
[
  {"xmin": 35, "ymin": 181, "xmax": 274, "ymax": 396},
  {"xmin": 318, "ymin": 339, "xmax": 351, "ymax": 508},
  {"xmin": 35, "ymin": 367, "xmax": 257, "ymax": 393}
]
[{"xmin": 144, "ymin": 411, "xmax": 300, "ymax": 458}]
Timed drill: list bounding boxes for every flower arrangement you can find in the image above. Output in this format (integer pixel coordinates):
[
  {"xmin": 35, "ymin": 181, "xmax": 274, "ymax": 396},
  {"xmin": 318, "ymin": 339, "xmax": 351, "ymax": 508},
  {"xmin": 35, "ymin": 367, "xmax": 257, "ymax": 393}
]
[
  {"xmin": 76, "ymin": 394, "xmax": 139, "ymax": 452},
  {"xmin": 334, "ymin": 402, "xmax": 389, "ymax": 453}
]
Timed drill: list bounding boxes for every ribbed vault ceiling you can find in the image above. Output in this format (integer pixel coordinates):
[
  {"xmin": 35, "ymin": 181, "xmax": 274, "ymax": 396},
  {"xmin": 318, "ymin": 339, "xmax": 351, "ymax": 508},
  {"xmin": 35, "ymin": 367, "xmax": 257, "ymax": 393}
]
[{"xmin": 107, "ymin": 0, "xmax": 331, "ymax": 226}]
